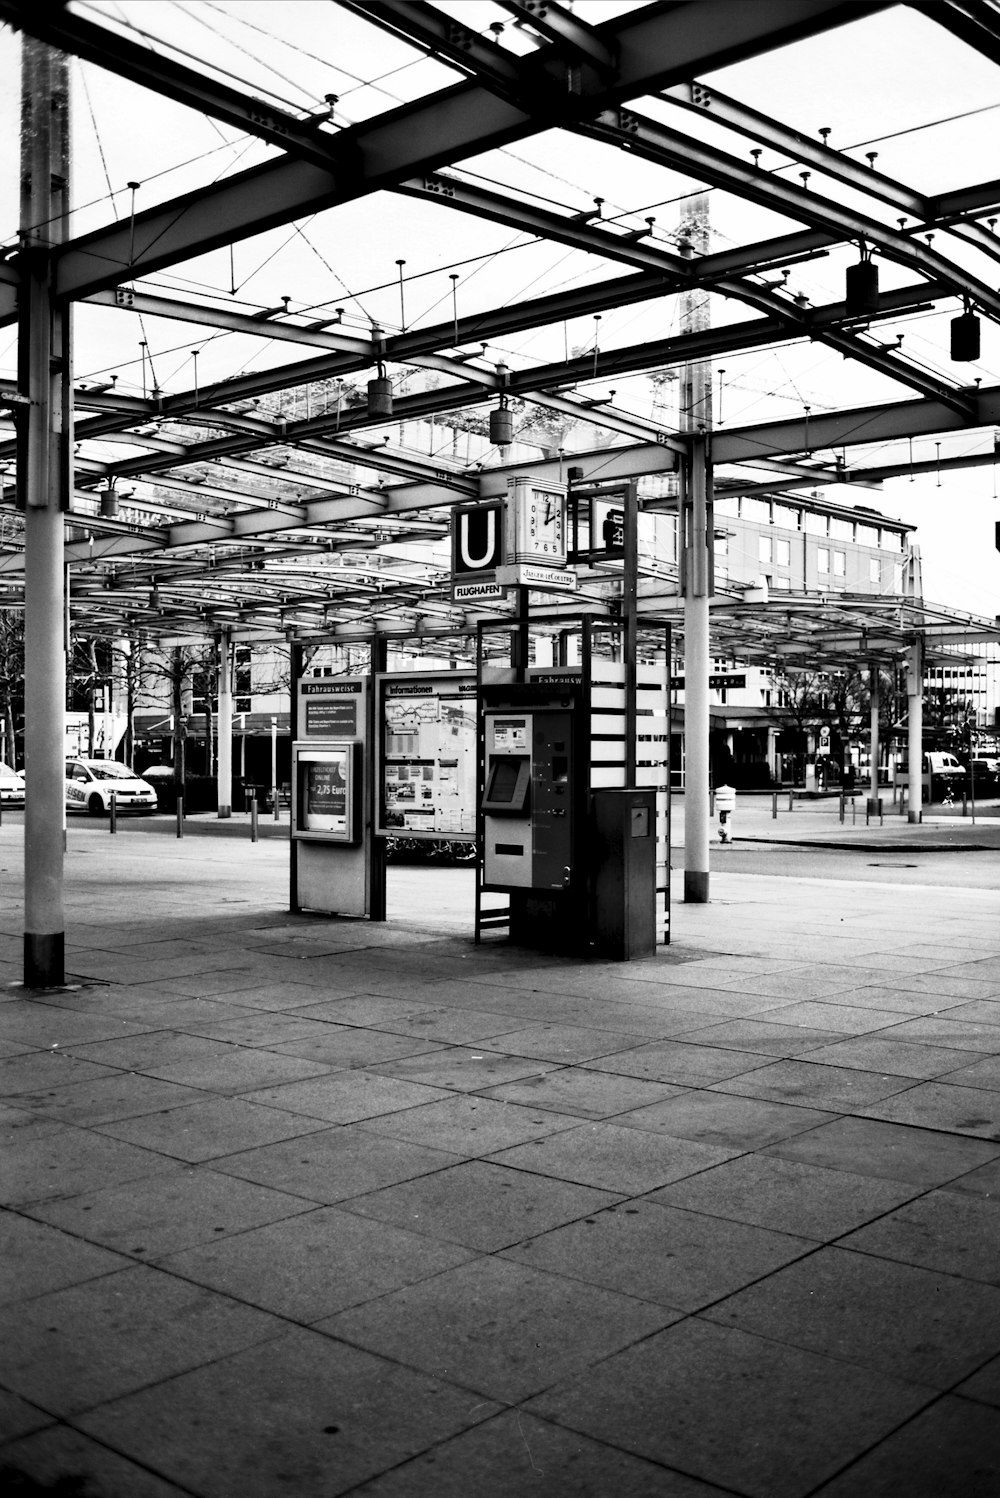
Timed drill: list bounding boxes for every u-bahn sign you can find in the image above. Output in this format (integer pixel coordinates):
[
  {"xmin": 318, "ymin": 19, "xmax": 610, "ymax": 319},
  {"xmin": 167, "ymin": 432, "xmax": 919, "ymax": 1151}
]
[{"xmin": 451, "ymin": 500, "xmax": 504, "ymax": 577}]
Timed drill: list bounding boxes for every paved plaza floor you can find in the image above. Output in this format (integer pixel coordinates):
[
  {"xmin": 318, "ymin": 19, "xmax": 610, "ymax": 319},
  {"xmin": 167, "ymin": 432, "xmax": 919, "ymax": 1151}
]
[{"xmin": 1, "ymin": 811, "xmax": 999, "ymax": 1496}]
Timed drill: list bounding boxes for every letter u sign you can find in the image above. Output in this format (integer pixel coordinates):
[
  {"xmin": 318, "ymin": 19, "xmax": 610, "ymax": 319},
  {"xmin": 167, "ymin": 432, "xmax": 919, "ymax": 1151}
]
[{"xmin": 452, "ymin": 501, "xmax": 503, "ymax": 576}]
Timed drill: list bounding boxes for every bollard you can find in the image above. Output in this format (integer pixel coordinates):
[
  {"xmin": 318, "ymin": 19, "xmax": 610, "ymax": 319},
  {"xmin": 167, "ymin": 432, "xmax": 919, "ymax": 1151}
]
[
  {"xmin": 250, "ymin": 796, "xmax": 258, "ymax": 844},
  {"xmin": 839, "ymin": 792, "xmax": 845, "ymax": 824},
  {"xmin": 772, "ymin": 791, "xmax": 778, "ymax": 820},
  {"xmin": 176, "ymin": 793, "xmax": 184, "ymax": 839},
  {"xmin": 962, "ymin": 793, "xmax": 968, "ymax": 817},
  {"xmin": 272, "ymin": 785, "xmax": 280, "ymax": 823},
  {"xmin": 109, "ymin": 790, "xmax": 117, "ymax": 835},
  {"xmin": 788, "ymin": 791, "xmax": 793, "ymax": 813}
]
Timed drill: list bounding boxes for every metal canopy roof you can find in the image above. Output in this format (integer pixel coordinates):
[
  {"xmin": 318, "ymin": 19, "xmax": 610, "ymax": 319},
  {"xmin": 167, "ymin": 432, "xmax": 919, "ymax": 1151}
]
[{"xmin": 1, "ymin": 0, "xmax": 999, "ymax": 665}]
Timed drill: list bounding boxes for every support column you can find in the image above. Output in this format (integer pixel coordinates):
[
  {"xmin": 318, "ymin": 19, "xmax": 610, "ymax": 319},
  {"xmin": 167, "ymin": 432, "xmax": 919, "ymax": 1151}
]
[
  {"xmin": 19, "ymin": 41, "xmax": 71, "ymax": 987},
  {"xmin": 683, "ymin": 436, "xmax": 711, "ymax": 903},
  {"xmin": 869, "ymin": 663, "xmax": 880, "ymax": 807},
  {"xmin": 906, "ymin": 638, "xmax": 923, "ymax": 823},
  {"xmin": 217, "ymin": 630, "xmax": 232, "ymax": 818}
]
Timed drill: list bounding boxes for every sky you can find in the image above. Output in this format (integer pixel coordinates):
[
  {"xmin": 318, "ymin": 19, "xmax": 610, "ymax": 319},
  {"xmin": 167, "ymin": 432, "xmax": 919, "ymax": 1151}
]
[{"xmin": 0, "ymin": 0, "xmax": 997, "ymax": 620}]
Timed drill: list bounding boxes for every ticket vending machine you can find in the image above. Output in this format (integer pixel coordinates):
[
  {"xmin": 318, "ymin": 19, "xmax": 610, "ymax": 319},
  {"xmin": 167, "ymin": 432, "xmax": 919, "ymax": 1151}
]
[
  {"xmin": 480, "ymin": 683, "xmax": 586, "ymax": 948},
  {"xmin": 290, "ymin": 676, "xmax": 372, "ymax": 917},
  {"xmin": 482, "ymin": 704, "xmax": 575, "ymax": 891}
]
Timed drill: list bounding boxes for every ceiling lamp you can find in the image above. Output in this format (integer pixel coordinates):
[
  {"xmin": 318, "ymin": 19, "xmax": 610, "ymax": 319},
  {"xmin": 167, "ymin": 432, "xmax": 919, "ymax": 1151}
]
[
  {"xmin": 950, "ymin": 301, "xmax": 980, "ymax": 361},
  {"xmin": 367, "ymin": 361, "xmax": 393, "ymax": 417},
  {"xmin": 99, "ymin": 482, "xmax": 118, "ymax": 518},
  {"xmin": 845, "ymin": 246, "xmax": 878, "ymax": 316},
  {"xmin": 489, "ymin": 361, "xmax": 513, "ymax": 447}
]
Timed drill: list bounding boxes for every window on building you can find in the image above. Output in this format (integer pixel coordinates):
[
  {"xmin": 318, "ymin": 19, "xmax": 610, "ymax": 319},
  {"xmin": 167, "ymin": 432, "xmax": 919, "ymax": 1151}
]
[
  {"xmin": 869, "ymin": 558, "xmax": 881, "ymax": 585},
  {"xmin": 830, "ymin": 516, "xmax": 853, "ymax": 541},
  {"xmin": 759, "ymin": 535, "xmax": 772, "ymax": 564},
  {"xmin": 856, "ymin": 523, "xmax": 878, "ymax": 547},
  {"xmin": 772, "ymin": 575, "xmax": 791, "ymax": 590},
  {"xmin": 773, "ymin": 503, "xmax": 800, "ymax": 530},
  {"xmin": 714, "ymin": 534, "xmax": 729, "ymax": 556},
  {"xmin": 817, "ymin": 547, "xmax": 830, "ymax": 573},
  {"xmin": 805, "ymin": 511, "xmax": 828, "ymax": 536},
  {"xmin": 833, "ymin": 551, "xmax": 846, "ymax": 576},
  {"xmin": 775, "ymin": 537, "xmax": 790, "ymax": 566},
  {"xmin": 743, "ymin": 497, "xmax": 771, "ymax": 523}
]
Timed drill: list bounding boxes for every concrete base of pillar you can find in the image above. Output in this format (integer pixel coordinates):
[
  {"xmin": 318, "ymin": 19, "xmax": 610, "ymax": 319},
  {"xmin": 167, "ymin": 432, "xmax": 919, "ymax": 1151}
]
[
  {"xmin": 24, "ymin": 931, "xmax": 65, "ymax": 988},
  {"xmin": 684, "ymin": 870, "xmax": 710, "ymax": 903},
  {"xmin": 217, "ymin": 805, "xmax": 232, "ymax": 820},
  {"xmin": 907, "ymin": 809, "xmax": 922, "ymax": 825}
]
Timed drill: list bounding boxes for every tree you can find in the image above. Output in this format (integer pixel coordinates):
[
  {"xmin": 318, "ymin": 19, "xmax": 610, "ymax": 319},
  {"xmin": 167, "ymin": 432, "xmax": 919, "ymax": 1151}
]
[{"xmin": 0, "ymin": 610, "xmax": 24, "ymax": 767}]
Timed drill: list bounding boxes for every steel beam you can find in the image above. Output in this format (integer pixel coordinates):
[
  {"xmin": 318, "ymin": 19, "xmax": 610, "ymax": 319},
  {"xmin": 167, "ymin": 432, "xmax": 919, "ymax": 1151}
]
[
  {"xmin": 1, "ymin": 0, "xmax": 886, "ymax": 307},
  {"xmin": 582, "ymin": 106, "xmax": 1000, "ymax": 320}
]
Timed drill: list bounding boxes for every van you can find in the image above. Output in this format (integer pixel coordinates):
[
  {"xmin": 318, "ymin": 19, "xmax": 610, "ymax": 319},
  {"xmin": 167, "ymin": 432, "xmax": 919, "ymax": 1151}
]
[{"xmin": 923, "ymin": 752, "xmax": 965, "ymax": 802}]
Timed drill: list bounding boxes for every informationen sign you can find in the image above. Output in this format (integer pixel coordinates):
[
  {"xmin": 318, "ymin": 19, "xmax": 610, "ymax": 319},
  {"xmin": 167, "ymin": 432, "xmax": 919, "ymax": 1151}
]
[{"xmin": 377, "ymin": 673, "xmax": 477, "ymax": 837}]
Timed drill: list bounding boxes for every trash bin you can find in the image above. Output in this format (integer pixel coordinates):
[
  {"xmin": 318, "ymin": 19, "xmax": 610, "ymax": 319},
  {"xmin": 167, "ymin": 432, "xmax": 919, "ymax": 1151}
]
[{"xmin": 715, "ymin": 784, "xmax": 736, "ymax": 844}]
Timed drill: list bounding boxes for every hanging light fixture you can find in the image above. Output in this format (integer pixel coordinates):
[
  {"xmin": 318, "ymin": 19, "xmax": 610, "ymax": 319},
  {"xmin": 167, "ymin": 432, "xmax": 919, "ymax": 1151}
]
[
  {"xmin": 950, "ymin": 299, "xmax": 980, "ymax": 361},
  {"xmin": 99, "ymin": 481, "xmax": 118, "ymax": 518},
  {"xmin": 367, "ymin": 360, "xmax": 393, "ymax": 417},
  {"xmin": 489, "ymin": 361, "xmax": 513, "ymax": 447},
  {"xmin": 845, "ymin": 245, "xmax": 878, "ymax": 316}
]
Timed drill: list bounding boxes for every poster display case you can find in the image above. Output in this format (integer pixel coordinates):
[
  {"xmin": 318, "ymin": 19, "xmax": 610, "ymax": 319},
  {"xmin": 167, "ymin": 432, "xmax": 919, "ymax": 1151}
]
[
  {"xmin": 376, "ymin": 672, "xmax": 477, "ymax": 839},
  {"xmin": 291, "ymin": 741, "xmax": 360, "ymax": 844}
]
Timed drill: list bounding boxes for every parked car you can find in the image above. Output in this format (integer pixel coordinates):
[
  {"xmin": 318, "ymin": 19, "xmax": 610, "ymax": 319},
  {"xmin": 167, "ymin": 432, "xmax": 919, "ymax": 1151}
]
[
  {"xmin": 65, "ymin": 758, "xmax": 157, "ymax": 815},
  {"xmin": 923, "ymin": 751, "xmax": 965, "ymax": 802},
  {"xmin": 0, "ymin": 761, "xmax": 24, "ymax": 806},
  {"xmin": 967, "ymin": 757, "xmax": 1000, "ymax": 793}
]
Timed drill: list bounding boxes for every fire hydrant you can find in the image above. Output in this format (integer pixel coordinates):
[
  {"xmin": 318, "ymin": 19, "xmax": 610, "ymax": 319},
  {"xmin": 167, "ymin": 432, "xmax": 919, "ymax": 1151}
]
[{"xmin": 715, "ymin": 784, "xmax": 736, "ymax": 844}]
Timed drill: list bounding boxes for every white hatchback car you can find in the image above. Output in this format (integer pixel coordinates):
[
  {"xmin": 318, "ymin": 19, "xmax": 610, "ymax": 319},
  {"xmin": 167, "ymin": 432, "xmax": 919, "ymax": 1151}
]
[
  {"xmin": 65, "ymin": 758, "xmax": 157, "ymax": 815},
  {"xmin": 0, "ymin": 761, "xmax": 25, "ymax": 806}
]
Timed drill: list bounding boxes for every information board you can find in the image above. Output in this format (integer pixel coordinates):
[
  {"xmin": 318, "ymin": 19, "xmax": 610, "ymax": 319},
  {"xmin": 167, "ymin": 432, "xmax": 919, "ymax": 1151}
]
[{"xmin": 377, "ymin": 673, "xmax": 477, "ymax": 837}]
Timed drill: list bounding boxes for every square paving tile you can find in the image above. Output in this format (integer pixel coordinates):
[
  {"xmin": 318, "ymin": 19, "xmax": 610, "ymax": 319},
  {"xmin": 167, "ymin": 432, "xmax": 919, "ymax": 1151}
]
[
  {"xmin": 240, "ymin": 1070, "xmax": 452, "ymax": 1123},
  {"xmin": 471, "ymin": 1021, "xmax": 649, "ymax": 1065},
  {"xmin": 340, "ymin": 1158, "xmax": 618, "ymax": 1251},
  {"xmin": 1, "ymin": 1125, "xmax": 176, "ymax": 1207},
  {"xmin": 28, "ymin": 1163, "xmax": 312, "ymax": 1258},
  {"xmin": 504, "ymin": 1197, "xmax": 812, "ymax": 1311},
  {"xmin": 801, "ymin": 1034, "xmax": 983, "ymax": 1079},
  {"xmin": 837, "ymin": 1187, "xmax": 1000, "ymax": 1283},
  {"xmin": 0, "ymin": 1051, "xmax": 118, "ymax": 1096},
  {"xmin": 212, "ymin": 1122, "xmax": 460, "ymax": 1204},
  {"xmin": 343, "ymin": 1409, "xmax": 723, "ymax": 1498},
  {"xmin": 703, "ymin": 1245, "xmax": 1000, "ymax": 1387},
  {"xmin": 857, "ymin": 1080, "xmax": 1000, "ymax": 1138},
  {"xmin": 0, "ymin": 1211, "xmax": 130, "ymax": 1305},
  {"xmin": 714, "ymin": 1058, "xmax": 919, "ymax": 1110},
  {"xmin": 12, "ymin": 1072, "xmax": 208, "ymax": 1127},
  {"xmin": 807, "ymin": 1393, "xmax": 1000, "ymax": 1497},
  {"xmin": 94, "ymin": 1095, "xmax": 331, "ymax": 1162},
  {"xmin": 0, "ymin": 1264, "xmax": 284, "ymax": 1416},
  {"xmin": 614, "ymin": 1090, "xmax": 833, "ymax": 1150},
  {"xmin": 480, "ymin": 1066, "xmax": 686, "ymax": 1120},
  {"xmin": 269, "ymin": 1027, "xmax": 442, "ymax": 1068},
  {"xmin": 0, "ymin": 1386, "xmax": 54, "ymax": 1445},
  {"xmin": 877, "ymin": 1015, "xmax": 1000, "ymax": 1053},
  {"xmin": 367, "ymin": 1045, "xmax": 559, "ymax": 1092},
  {"xmin": 527, "ymin": 1316, "xmax": 932, "ymax": 1498},
  {"xmin": 318, "ymin": 1255, "xmax": 676, "ymax": 1404},
  {"xmin": 0, "ymin": 1425, "xmax": 192, "ymax": 1498},
  {"xmin": 358, "ymin": 1092, "xmax": 579, "ymax": 1155},
  {"xmin": 155, "ymin": 1204, "xmax": 475, "ymax": 1321},
  {"xmin": 765, "ymin": 1115, "xmax": 1000, "ymax": 1185},
  {"xmin": 650, "ymin": 1154, "xmax": 921, "ymax": 1241},
  {"xmin": 488, "ymin": 1120, "xmax": 742, "ymax": 1196},
  {"xmin": 581, "ymin": 1039, "xmax": 771, "ymax": 1086},
  {"xmin": 676, "ymin": 1017, "xmax": 842, "ymax": 1056},
  {"xmin": 76, "ymin": 1326, "xmax": 497, "ymax": 1498}
]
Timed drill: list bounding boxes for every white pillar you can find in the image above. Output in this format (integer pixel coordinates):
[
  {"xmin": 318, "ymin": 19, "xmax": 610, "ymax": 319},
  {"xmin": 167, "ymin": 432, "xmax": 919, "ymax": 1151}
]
[
  {"xmin": 217, "ymin": 631, "xmax": 232, "ymax": 818},
  {"xmin": 20, "ymin": 40, "xmax": 70, "ymax": 987},
  {"xmin": 683, "ymin": 436, "xmax": 711, "ymax": 903},
  {"xmin": 907, "ymin": 638, "xmax": 923, "ymax": 823},
  {"xmin": 869, "ymin": 664, "xmax": 880, "ymax": 806}
]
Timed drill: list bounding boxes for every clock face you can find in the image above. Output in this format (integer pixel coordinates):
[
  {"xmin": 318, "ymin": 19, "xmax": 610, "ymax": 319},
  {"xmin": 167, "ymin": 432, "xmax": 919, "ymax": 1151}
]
[{"xmin": 524, "ymin": 489, "xmax": 566, "ymax": 559}]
